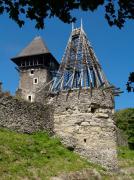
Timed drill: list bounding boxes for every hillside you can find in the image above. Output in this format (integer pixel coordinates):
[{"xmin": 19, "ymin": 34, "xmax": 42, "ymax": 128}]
[{"xmin": 0, "ymin": 128, "xmax": 134, "ymax": 180}]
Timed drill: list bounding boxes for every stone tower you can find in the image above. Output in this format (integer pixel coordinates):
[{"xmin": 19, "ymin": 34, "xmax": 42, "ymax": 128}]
[
  {"xmin": 46, "ymin": 25, "xmax": 121, "ymax": 170},
  {"xmin": 11, "ymin": 36, "xmax": 59, "ymax": 102}
]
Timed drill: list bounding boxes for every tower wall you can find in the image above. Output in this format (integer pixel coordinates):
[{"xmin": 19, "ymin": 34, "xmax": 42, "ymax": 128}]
[
  {"xmin": 49, "ymin": 89, "xmax": 118, "ymax": 170},
  {"xmin": 17, "ymin": 68, "xmax": 52, "ymax": 102}
]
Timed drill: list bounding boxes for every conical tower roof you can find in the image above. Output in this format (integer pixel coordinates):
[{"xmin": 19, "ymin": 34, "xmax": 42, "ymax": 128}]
[
  {"xmin": 15, "ymin": 36, "xmax": 49, "ymax": 58},
  {"xmin": 11, "ymin": 36, "xmax": 59, "ymax": 69},
  {"xmin": 51, "ymin": 26, "xmax": 110, "ymax": 92}
]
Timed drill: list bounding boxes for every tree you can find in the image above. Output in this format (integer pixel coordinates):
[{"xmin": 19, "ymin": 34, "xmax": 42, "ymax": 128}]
[
  {"xmin": 115, "ymin": 108, "xmax": 134, "ymax": 149},
  {"xmin": 126, "ymin": 72, "xmax": 134, "ymax": 92},
  {"xmin": 0, "ymin": 0, "xmax": 134, "ymax": 29}
]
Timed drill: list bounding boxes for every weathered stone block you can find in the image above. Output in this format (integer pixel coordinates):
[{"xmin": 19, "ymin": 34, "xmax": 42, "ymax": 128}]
[{"xmin": 95, "ymin": 113, "xmax": 109, "ymax": 118}]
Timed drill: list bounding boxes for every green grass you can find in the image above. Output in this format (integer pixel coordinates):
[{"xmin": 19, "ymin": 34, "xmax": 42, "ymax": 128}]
[
  {"xmin": 0, "ymin": 128, "xmax": 102, "ymax": 180},
  {"xmin": 0, "ymin": 128, "xmax": 134, "ymax": 180},
  {"xmin": 118, "ymin": 146, "xmax": 134, "ymax": 168},
  {"xmin": 117, "ymin": 146, "xmax": 134, "ymax": 179},
  {"xmin": 118, "ymin": 147, "xmax": 134, "ymax": 160}
]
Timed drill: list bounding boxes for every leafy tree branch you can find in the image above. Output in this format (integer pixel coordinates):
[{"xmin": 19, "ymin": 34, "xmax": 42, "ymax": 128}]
[{"xmin": 0, "ymin": 0, "xmax": 134, "ymax": 29}]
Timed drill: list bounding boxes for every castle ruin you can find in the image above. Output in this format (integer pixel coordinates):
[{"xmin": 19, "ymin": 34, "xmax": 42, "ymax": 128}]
[{"xmin": 1, "ymin": 24, "xmax": 122, "ymax": 170}]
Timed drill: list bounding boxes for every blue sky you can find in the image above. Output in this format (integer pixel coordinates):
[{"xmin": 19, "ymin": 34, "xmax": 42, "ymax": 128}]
[{"xmin": 0, "ymin": 7, "xmax": 134, "ymax": 109}]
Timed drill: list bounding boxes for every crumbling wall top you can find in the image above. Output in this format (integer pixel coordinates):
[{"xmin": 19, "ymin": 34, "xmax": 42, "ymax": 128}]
[{"xmin": 48, "ymin": 88, "xmax": 114, "ymax": 109}]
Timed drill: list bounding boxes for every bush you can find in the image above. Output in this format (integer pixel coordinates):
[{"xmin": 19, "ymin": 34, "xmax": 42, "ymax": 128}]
[{"xmin": 115, "ymin": 108, "xmax": 134, "ymax": 149}]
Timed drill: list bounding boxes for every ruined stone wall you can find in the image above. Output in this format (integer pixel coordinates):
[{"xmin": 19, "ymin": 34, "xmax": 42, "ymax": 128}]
[
  {"xmin": 0, "ymin": 87, "xmax": 118, "ymax": 170},
  {"xmin": 0, "ymin": 95, "xmax": 54, "ymax": 134},
  {"xmin": 48, "ymin": 89, "xmax": 118, "ymax": 170}
]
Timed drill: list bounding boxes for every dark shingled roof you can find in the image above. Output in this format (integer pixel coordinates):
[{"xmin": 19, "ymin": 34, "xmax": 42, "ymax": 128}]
[{"xmin": 15, "ymin": 36, "xmax": 49, "ymax": 58}]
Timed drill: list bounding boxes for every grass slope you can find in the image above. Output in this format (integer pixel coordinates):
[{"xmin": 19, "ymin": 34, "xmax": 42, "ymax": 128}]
[
  {"xmin": 0, "ymin": 128, "xmax": 102, "ymax": 180},
  {"xmin": 0, "ymin": 128, "xmax": 134, "ymax": 180},
  {"xmin": 118, "ymin": 147, "xmax": 134, "ymax": 178}
]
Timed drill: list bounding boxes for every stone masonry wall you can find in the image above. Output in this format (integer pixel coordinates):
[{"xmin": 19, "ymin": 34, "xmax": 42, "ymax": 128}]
[
  {"xmin": 0, "ymin": 87, "xmax": 118, "ymax": 170},
  {"xmin": 48, "ymin": 89, "xmax": 118, "ymax": 170},
  {"xmin": 0, "ymin": 95, "xmax": 54, "ymax": 134}
]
